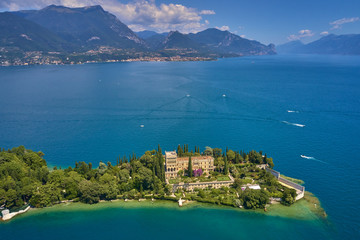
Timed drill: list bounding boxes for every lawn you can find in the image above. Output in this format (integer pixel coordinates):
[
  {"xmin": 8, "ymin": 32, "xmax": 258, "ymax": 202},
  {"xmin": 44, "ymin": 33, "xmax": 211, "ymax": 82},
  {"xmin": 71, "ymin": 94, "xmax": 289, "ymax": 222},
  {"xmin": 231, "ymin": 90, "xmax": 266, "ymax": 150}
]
[{"xmin": 216, "ymin": 176, "xmax": 231, "ymax": 181}]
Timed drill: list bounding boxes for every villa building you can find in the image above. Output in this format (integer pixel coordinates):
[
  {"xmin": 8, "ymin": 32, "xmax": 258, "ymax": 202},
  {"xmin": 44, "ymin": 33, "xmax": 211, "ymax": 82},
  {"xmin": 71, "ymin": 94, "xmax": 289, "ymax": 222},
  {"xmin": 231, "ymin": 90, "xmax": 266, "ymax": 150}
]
[{"xmin": 164, "ymin": 151, "xmax": 214, "ymax": 179}]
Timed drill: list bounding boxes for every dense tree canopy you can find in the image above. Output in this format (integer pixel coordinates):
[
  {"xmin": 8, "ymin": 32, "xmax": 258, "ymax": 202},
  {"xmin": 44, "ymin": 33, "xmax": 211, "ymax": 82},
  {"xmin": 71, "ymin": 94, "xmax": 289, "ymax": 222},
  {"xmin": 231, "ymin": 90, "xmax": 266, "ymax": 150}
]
[
  {"xmin": 0, "ymin": 145, "xmax": 298, "ymax": 211},
  {"xmin": 0, "ymin": 146, "xmax": 167, "ymax": 209}
]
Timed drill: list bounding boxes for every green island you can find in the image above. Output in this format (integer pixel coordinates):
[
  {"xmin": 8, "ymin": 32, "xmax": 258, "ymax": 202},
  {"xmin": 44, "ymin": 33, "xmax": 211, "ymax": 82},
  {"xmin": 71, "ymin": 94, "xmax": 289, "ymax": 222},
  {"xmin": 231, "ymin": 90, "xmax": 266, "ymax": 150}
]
[{"xmin": 0, "ymin": 145, "xmax": 326, "ymax": 221}]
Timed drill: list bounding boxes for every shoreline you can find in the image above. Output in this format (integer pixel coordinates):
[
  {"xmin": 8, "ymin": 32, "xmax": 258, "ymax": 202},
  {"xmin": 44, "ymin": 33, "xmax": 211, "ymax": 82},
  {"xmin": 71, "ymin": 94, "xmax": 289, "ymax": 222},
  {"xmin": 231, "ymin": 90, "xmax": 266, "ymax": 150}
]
[
  {"xmin": 0, "ymin": 56, "xmax": 218, "ymax": 67},
  {"xmin": 1, "ymin": 192, "xmax": 326, "ymax": 223}
]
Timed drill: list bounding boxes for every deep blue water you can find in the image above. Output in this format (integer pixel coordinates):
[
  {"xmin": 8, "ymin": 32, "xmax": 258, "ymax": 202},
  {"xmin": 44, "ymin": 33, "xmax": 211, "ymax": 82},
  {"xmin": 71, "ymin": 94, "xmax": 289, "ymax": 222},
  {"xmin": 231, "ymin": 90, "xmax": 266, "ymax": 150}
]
[{"xmin": 1, "ymin": 55, "xmax": 359, "ymax": 239}]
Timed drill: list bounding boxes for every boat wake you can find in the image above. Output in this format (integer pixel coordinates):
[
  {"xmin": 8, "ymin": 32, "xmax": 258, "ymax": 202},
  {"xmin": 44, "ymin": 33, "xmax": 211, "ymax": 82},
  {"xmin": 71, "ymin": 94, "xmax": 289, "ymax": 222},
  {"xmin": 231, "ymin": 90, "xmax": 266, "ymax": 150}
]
[
  {"xmin": 300, "ymin": 155, "xmax": 328, "ymax": 164},
  {"xmin": 287, "ymin": 110, "xmax": 299, "ymax": 113},
  {"xmin": 282, "ymin": 121, "xmax": 305, "ymax": 127}
]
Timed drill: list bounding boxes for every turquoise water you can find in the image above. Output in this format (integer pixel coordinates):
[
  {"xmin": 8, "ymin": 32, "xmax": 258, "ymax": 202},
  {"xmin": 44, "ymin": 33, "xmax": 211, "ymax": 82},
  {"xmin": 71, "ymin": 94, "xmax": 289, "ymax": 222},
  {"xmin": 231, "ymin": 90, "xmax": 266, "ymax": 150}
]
[{"xmin": 1, "ymin": 55, "xmax": 360, "ymax": 239}]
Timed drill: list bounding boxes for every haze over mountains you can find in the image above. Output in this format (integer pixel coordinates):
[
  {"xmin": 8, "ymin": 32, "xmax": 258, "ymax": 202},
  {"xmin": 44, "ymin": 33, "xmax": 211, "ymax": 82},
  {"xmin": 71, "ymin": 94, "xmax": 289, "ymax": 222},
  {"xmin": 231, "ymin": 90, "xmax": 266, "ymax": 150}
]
[
  {"xmin": 277, "ymin": 34, "xmax": 360, "ymax": 55},
  {"xmin": 0, "ymin": 5, "xmax": 275, "ymax": 65}
]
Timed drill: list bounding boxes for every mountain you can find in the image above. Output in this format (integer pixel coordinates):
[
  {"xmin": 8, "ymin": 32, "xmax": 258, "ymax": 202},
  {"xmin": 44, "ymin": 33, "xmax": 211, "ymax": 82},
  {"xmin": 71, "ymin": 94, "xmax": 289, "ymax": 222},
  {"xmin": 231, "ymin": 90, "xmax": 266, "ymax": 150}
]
[
  {"xmin": 0, "ymin": 12, "xmax": 69, "ymax": 52},
  {"xmin": 136, "ymin": 31, "xmax": 168, "ymax": 49},
  {"xmin": 304, "ymin": 34, "xmax": 360, "ymax": 55},
  {"xmin": 189, "ymin": 28, "xmax": 276, "ymax": 56},
  {"xmin": 160, "ymin": 31, "xmax": 203, "ymax": 50},
  {"xmin": 277, "ymin": 34, "xmax": 360, "ymax": 55},
  {"xmin": 1, "ymin": 5, "xmax": 278, "ymax": 65},
  {"xmin": 276, "ymin": 40, "xmax": 304, "ymax": 54},
  {"xmin": 136, "ymin": 30, "xmax": 167, "ymax": 39},
  {"xmin": 14, "ymin": 5, "xmax": 146, "ymax": 50}
]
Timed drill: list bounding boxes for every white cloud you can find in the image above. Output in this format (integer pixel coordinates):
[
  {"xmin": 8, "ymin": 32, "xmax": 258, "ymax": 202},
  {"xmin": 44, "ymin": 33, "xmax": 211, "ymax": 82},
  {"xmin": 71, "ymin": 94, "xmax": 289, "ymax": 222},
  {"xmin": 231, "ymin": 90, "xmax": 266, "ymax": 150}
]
[
  {"xmin": 287, "ymin": 29, "xmax": 314, "ymax": 41},
  {"xmin": 200, "ymin": 10, "xmax": 215, "ymax": 15},
  {"xmin": 320, "ymin": 31, "xmax": 329, "ymax": 36},
  {"xmin": 0, "ymin": 0, "xmax": 214, "ymax": 33},
  {"xmin": 330, "ymin": 17, "xmax": 359, "ymax": 29},
  {"xmin": 215, "ymin": 25, "xmax": 230, "ymax": 31},
  {"xmin": 240, "ymin": 34, "xmax": 246, "ymax": 38}
]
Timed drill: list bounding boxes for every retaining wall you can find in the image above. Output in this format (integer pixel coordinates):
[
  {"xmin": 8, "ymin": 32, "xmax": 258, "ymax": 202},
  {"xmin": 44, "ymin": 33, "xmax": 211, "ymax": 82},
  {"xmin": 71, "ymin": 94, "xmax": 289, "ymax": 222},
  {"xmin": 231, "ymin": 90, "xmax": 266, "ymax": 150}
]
[
  {"xmin": 266, "ymin": 167, "xmax": 305, "ymax": 200},
  {"xmin": 172, "ymin": 180, "xmax": 233, "ymax": 192}
]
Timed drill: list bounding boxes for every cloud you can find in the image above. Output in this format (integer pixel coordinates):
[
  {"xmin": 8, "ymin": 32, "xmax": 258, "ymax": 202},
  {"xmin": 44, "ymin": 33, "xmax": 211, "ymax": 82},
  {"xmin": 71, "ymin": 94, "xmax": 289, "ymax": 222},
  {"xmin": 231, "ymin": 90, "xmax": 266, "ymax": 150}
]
[
  {"xmin": 287, "ymin": 29, "xmax": 314, "ymax": 41},
  {"xmin": 200, "ymin": 10, "xmax": 215, "ymax": 15},
  {"xmin": 320, "ymin": 31, "xmax": 329, "ymax": 36},
  {"xmin": 0, "ymin": 0, "xmax": 214, "ymax": 33},
  {"xmin": 330, "ymin": 17, "xmax": 359, "ymax": 29},
  {"xmin": 215, "ymin": 25, "xmax": 230, "ymax": 31},
  {"xmin": 240, "ymin": 34, "xmax": 246, "ymax": 38}
]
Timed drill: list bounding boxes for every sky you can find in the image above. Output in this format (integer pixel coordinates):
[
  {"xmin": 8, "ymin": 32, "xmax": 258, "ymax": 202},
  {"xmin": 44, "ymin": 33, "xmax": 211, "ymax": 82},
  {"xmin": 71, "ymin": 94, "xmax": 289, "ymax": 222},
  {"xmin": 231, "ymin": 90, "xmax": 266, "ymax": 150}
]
[{"xmin": 1, "ymin": 0, "xmax": 360, "ymax": 45}]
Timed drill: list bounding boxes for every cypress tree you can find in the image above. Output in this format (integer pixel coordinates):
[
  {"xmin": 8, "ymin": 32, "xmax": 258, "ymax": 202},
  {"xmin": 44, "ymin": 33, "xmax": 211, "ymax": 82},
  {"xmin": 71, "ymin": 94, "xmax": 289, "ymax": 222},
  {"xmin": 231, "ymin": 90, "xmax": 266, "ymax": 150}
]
[
  {"xmin": 264, "ymin": 153, "xmax": 267, "ymax": 164},
  {"xmin": 235, "ymin": 152, "xmax": 240, "ymax": 164},
  {"xmin": 155, "ymin": 157, "xmax": 160, "ymax": 179},
  {"xmin": 159, "ymin": 153, "xmax": 165, "ymax": 182},
  {"xmin": 224, "ymin": 156, "xmax": 229, "ymax": 175},
  {"xmin": 177, "ymin": 145, "xmax": 183, "ymax": 157},
  {"xmin": 188, "ymin": 156, "xmax": 193, "ymax": 177},
  {"xmin": 152, "ymin": 165, "xmax": 157, "ymax": 192}
]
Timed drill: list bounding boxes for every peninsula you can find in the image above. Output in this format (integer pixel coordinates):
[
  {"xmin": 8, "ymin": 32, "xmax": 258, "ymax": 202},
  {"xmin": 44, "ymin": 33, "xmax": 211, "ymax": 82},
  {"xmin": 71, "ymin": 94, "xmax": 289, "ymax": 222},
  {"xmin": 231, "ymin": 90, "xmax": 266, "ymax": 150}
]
[{"xmin": 0, "ymin": 145, "xmax": 323, "ymax": 221}]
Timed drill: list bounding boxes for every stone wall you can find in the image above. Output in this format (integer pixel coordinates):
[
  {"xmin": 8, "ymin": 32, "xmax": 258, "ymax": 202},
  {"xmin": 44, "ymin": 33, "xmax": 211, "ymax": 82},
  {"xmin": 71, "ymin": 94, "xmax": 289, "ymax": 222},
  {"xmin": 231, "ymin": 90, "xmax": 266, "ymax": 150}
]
[
  {"xmin": 266, "ymin": 167, "xmax": 305, "ymax": 200},
  {"xmin": 172, "ymin": 180, "xmax": 233, "ymax": 192}
]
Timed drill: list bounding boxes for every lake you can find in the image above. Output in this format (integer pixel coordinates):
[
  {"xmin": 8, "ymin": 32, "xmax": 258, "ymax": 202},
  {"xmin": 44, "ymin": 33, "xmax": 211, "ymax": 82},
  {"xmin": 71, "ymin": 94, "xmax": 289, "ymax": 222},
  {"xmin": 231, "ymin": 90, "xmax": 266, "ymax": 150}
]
[{"xmin": 1, "ymin": 55, "xmax": 359, "ymax": 239}]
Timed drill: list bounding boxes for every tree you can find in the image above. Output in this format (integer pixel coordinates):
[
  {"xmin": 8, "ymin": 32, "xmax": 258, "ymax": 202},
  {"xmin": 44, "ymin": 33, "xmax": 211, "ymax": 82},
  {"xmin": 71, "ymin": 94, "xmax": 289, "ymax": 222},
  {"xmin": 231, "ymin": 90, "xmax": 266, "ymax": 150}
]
[
  {"xmin": 240, "ymin": 189, "xmax": 269, "ymax": 209},
  {"xmin": 224, "ymin": 156, "xmax": 229, "ymax": 175},
  {"xmin": 177, "ymin": 145, "xmax": 183, "ymax": 157},
  {"xmin": 266, "ymin": 156, "xmax": 274, "ymax": 168},
  {"xmin": 98, "ymin": 161, "xmax": 107, "ymax": 175},
  {"xmin": 78, "ymin": 180, "xmax": 101, "ymax": 204},
  {"xmin": 281, "ymin": 188, "xmax": 297, "ymax": 206},
  {"xmin": 213, "ymin": 148, "xmax": 222, "ymax": 158},
  {"xmin": 227, "ymin": 150, "xmax": 235, "ymax": 163},
  {"xmin": 232, "ymin": 178, "xmax": 244, "ymax": 189},
  {"xmin": 29, "ymin": 184, "xmax": 61, "ymax": 208},
  {"xmin": 204, "ymin": 146, "xmax": 213, "ymax": 156},
  {"xmin": 188, "ymin": 156, "xmax": 193, "ymax": 177}
]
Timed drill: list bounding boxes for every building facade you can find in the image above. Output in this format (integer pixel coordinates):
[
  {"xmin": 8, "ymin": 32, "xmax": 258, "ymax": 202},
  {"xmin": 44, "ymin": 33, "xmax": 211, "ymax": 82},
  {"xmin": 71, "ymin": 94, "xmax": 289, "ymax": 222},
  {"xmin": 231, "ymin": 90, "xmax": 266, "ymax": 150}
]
[{"xmin": 165, "ymin": 151, "xmax": 214, "ymax": 179}]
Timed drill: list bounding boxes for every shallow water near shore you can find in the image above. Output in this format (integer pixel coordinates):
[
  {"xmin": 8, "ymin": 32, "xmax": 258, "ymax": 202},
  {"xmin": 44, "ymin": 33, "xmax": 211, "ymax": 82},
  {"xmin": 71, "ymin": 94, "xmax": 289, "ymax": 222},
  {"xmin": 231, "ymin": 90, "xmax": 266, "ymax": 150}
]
[
  {"xmin": 1, "ymin": 54, "xmax": 360, "ymax": 239},
  {"xmin": 1, "ymin": 200, "xmax": 333, "ymax": 240}
]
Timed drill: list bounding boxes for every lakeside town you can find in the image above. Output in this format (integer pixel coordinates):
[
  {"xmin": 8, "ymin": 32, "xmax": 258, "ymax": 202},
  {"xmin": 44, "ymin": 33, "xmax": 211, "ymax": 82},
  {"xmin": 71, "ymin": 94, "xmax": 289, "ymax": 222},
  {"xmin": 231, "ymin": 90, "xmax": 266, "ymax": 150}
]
[{"xmin": 0, "ymin": 48, "xmax": 216, "ymax": 66}]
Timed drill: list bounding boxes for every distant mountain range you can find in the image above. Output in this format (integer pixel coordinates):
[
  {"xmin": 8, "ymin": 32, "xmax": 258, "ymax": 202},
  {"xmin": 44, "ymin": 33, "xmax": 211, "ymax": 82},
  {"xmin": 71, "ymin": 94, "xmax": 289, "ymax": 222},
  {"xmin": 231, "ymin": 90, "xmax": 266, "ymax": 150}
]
[
  {"xmin": 0, "ymin": 5, "xmax": 275, "ymax": 65},
  {"xmin": 13, "ymin": 5, "xmax": 146, "ymax": 50},
  {"xmin": 277, "ymin": 34, "xmax": 360, "ymax": 55}
]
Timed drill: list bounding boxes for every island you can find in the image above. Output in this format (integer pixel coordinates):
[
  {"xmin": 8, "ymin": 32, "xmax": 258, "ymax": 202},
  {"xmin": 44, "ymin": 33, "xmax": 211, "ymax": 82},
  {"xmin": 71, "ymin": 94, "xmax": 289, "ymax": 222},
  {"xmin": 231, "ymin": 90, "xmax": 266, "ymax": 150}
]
[{"xmin": 0, "ymin": 145, "xmax": 325, "ymax": 221}]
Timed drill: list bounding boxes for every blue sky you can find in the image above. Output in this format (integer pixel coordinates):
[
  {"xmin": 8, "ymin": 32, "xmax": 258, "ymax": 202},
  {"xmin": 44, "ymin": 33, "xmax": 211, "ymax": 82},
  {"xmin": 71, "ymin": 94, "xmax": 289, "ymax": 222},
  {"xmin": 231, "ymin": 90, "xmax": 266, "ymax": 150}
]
[{"xmin": 1, "ymin": 0, "xmax": 360, "ymax": 45}]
